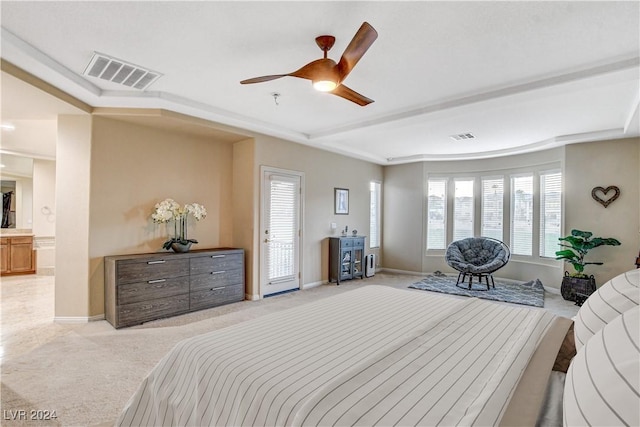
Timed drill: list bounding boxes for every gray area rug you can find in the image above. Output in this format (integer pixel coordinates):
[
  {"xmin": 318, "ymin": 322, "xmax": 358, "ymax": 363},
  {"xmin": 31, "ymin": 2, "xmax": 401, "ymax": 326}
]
[{"xmin": 409, "ymin": 274, "xmax": 545, "ymax": 307}]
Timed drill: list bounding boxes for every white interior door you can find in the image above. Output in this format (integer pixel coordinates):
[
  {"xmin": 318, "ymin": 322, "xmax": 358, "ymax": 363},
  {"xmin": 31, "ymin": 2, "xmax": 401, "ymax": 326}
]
[{"xmin": 261, "ymin": 168, "xmax": 302, "ymax": 296}]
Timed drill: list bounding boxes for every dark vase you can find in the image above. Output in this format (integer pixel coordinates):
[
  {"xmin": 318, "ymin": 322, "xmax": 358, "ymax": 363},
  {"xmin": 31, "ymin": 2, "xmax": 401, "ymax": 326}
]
[{"xmin": 171, "ymin": 242, "xmax": 193, "ymax": 253}]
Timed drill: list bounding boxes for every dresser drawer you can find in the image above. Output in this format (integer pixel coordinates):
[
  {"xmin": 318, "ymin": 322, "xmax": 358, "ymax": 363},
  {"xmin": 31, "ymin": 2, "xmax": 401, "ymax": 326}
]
[
  {"xmin": 341, "ymin": 239, "xmax": 353, "ymax": 248},
  {"xmin": 190, "ymin": 269, "xmax": 244, "ymax": 292},
  {"xmin": 118, "ymin": 277, "xmax": 189, "ymax": 305},
  {"xmin": 117, "ymin": 258, "xmax": 189, "ymax": 284},
  {"xmin": 190, "ymin": 252, "xmax": 243, "ymax": 275},
  {"xmin": 105, "ymin": 248, "xmax": 245, "ymax": 329},
  {"xmin": 352, "ymin": 238, "xmax": 364, "ymax": 249},
  {"xmin": 117, "ymin": 294, "xmax": 189, "ymax": 327},
  {"xmin": 190, "ymin": 283, "xmax": 244, "ymax": 311}
]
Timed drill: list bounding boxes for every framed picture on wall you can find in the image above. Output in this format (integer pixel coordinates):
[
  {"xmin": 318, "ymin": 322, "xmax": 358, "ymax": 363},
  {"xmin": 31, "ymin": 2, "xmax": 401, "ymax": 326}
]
[{"xmin": 334, "ymin": 188, "xmax": 349, "ymax": 215}]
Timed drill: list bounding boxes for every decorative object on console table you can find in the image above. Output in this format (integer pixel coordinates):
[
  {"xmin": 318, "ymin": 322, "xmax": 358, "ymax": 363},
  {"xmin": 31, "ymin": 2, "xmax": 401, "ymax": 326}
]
[
  {"xmin": 328, "ymin": 236, "xmax": 365, "ymax": 284},
  {"xmin": 555, "ymin": 229, "xmax": 621, "ymax": 305},
  {"xmin": 151, "ymin": 198, "xmax": 207, "ymax": 252},
  {"xmin": 334, "ymin": 188, "xmax": 349, "ymax": 215},
  {"xmin": 104, "ymin": 248, "xmax": 244, "ymax": 328},
  {"xmin": 591, "ymin": 185, "xmax": 620, "ymax": 208}
]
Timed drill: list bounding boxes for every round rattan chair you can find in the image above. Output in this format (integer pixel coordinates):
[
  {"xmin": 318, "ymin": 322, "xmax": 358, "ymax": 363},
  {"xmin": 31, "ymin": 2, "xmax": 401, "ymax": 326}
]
[{"xmin": 445, "ymin": 237, "xmax": 511, "ymax": 291}]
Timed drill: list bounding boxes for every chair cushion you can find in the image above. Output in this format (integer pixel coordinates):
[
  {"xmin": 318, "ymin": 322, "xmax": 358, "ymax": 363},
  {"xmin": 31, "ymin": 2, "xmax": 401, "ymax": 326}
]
[{"xmin": 445, "ymin": 237, "xmax": 509, "ymax": 274}]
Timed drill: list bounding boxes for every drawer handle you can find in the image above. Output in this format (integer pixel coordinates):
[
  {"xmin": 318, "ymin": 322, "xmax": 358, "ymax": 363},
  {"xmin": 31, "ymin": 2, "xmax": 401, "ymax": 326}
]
[
  {"xmin": 210, "ymin": 271, "xmax": 226, "ymax": 275},
  {"xmin": 148, "ymin": 279, "xmax": 166, "ymax": 284},
  {"xmin": 210, "ymin": 286, "xmax": 226, "ymax": 291},
  {"xmin": 211, "ymin": 255, "xmax": 226, "ymax": 258},
  {"xmin": 147, "ymin": 260, "xmax": 166, "ymax": 265}
]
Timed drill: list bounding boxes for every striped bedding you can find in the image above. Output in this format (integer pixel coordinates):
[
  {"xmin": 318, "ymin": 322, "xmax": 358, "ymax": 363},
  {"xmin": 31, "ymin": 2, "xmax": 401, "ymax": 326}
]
[{"xmin": 117, "ymin": 285, "xmax": 555, "ymax": 426}]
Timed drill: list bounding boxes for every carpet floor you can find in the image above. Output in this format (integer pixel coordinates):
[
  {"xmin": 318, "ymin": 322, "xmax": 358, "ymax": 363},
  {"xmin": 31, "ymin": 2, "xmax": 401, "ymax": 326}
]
[
  {"xmin": 409, "ymin": 274, "xmax": 545, "ymax": 307},
  {"xmin": 1, "ymin": 273, "xmax": 577, "ymax": 426}
]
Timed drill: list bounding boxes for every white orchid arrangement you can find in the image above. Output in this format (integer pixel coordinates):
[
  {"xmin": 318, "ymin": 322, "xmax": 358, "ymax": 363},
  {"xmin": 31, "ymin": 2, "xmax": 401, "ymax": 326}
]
[{"xmin": 151, "ymin": 198, "xmax": 207, "ymax": 250}]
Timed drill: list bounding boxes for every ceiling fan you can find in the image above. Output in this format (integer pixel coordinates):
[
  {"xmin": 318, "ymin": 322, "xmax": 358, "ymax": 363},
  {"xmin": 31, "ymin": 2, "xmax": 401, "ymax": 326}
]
[{"xmin": 240, "ymin": 22, "xmax": 378, "ymax": 106}]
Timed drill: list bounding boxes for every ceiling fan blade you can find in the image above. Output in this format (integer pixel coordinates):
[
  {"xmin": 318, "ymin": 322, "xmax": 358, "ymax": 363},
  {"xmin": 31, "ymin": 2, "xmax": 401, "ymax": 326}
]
[
  {"xmin": 289, "ymin": 58, "xmax": 337, "ymax": 80},
  {"xmin": 336, "ymin": 22, "xmax": 378, "ymax": 81},
  {"xmin": 241, "ymin": 58, "xmax": 336, "ymax": 84},
  {"xmin": 240, "ymin": 74, "xmax": 287, "ymax": 84},
  {"xmin": 331, "ymin": 84, "xmax": 374, "ymax": 106}
]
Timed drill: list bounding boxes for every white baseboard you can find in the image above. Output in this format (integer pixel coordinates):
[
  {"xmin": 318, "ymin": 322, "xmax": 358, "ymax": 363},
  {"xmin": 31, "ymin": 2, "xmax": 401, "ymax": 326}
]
[
  {"xmin": 36, "ymin": 267, "xmax": 55, "ymax": 276},
  {"xmin": 379, "ymin": 268, "xmax": 428, "ymax": 276},
  {"xmin": 54, "ymin": 314, "xmax": 105, "ymax": 323},
  {"xmin": 302, "ymin": 280, "xmax": 325, "ymax": 289},
  {"xmin": 545, "ymin": 286, "xmax": 561, "ymax": 295}
]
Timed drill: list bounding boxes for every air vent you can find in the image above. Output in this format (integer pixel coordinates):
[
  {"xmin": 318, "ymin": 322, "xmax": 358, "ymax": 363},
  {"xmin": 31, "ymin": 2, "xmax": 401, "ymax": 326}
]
[
  {"xmin": 449, "ymin": 133, "xmax": 476, "ymax": 141},
  {"xmin": 83, "ymin": 52, "xmax": 162, "ymax": 90}
]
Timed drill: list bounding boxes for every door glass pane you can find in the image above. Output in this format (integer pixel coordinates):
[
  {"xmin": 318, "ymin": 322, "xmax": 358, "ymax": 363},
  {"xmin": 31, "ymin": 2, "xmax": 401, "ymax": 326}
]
[
  {"xmin": 267, "ymin": 177, "xmax": 298, "ymax": 281},
  {"xmin": 453, "ymin": 179, "xmax": 474, "ymax": 241},
  {"xmin": 481, "ymin": 177, "xmax": 504, "ymax": 241},
  {"xmin": 341, "ymin": 249, "xmax": 352, "ymax": 278},
  {"xmin": 427, "ymin": 179, "xmax": 447, "ymax": 249},
  {"xmin": 511, "ymin": 175, "xmax": 533, "ymax": 255}
]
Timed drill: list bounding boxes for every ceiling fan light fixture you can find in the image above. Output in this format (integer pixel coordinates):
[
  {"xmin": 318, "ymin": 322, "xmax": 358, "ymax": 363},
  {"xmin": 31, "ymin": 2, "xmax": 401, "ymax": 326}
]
[{"xmin": 313, "ymin": 80, "xmax": 338, "ymax": 92}]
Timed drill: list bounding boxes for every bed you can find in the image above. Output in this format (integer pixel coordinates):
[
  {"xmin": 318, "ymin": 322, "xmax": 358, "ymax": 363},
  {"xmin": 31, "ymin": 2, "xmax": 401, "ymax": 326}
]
[{"xmin": 117, "ymin": 272, "xmax": 638, "ymax": 427}]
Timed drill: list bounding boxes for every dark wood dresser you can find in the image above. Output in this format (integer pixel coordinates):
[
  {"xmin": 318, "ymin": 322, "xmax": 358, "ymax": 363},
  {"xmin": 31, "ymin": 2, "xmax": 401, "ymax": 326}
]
[{"xmin": 104, "ymin": 248, "xmax": 244, "ymax": 328}]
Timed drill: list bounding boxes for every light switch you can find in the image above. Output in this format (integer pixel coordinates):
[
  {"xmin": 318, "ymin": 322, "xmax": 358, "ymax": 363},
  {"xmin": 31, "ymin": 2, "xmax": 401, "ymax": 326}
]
[{"xmin": 330, "ymin": 222, "xmax": 337, "ymax": 230}]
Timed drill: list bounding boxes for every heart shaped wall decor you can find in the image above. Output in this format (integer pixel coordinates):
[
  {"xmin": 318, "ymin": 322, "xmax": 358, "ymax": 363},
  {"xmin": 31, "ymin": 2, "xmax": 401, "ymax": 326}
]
[{"xmin": 591, "ymin": 186, "xmax": 620, "ymax": 208}]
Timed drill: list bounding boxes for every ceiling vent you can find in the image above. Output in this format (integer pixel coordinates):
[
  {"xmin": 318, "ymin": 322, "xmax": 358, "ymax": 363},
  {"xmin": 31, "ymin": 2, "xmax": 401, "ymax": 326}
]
[
  {"xmin": 449, "ymin": 133, "xmax": 476, "ymax": 141},
  {"xmin": 83, "ymin": 52, "xmax": 162, "ymax": 90}
]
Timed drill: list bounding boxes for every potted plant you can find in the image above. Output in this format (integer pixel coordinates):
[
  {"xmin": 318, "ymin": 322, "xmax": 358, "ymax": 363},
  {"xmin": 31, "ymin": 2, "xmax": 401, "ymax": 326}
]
[
  {"xmin": 555, "ymin": 229, "xmax": 621, "ymax": 304},
  {"xmin": 151, "ymin": 198, "xmax": 207, "ymax": 252}
]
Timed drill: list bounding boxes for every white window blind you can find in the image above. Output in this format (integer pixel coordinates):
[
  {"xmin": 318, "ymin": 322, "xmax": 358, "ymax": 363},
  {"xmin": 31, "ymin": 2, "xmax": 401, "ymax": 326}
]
[
  {"xmin": 369, "ymin": 181, "xmax": 381, "ymax": 248},
  {"xmin": 453, "ymin": 179, "xmax": 474, "ymax": 241},
  {"xmin": 540, "ymin": 171, "xmax": 562, "ymax": 257},
  {"xmin": 267, "ymin": 177, "xmax": 297, "ymax": 280},
  {"xmin": 481, "ymin": 177, "xmax": 504, "ymax": 241},
  {"xmin": 511, "ymin": 175, "xmax": 533, "ymax": 255},
  {"xmin": 427, "ymin": 179, "xmax": 447, "ymax": 249}
]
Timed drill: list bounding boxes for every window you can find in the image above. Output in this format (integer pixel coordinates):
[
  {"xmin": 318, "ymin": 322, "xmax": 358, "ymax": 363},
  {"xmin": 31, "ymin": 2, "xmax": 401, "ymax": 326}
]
[
  {"xmin": 369, "ymin": 181, "xmax": 381, "ymax": 248},
  {"xmin": 481, "ymin": 177, "xmax": 504, "ymax": 241},
  {"xmin": 427, "ymin": 179, "xmax": 447, "ymax": 249},
  {"xmin": 453, "ymin": 179, "xmax": 474, "ymax": 241},
  {"xmin": 427, "ymin": 167, "xmax": 561, "ymax": 261},
  {"xmin": 540, "ymin": 171, "xmax": 562, "ymax": 257},
  {"xmin": 511, "ymin": 174, "xmax": 533, "ymax": 255}
]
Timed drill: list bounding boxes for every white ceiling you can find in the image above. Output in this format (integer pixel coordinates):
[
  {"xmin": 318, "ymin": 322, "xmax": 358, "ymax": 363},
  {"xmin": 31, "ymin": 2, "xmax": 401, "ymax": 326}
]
[{"xmin": 1, "ymin": 1, "xmax": 639, "ymax": 165}]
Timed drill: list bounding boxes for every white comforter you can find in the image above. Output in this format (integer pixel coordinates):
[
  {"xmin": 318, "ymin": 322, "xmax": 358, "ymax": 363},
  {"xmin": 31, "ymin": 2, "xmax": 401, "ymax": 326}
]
[{"xmin": 117, "ymin": 285, "xmax": 554, "ymax": 426}]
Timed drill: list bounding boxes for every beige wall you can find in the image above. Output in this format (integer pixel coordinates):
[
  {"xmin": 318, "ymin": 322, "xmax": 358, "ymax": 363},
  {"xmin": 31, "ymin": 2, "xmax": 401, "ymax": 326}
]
[
  {"xmin": 232, "ymin": 138, "xmax": 257, "ymax": 299},
  {"xmin": 252, "ymin": 135, "xmax": 384, "ymax": 293},
  {"xmin": 382, "ymin": 162, "xmax": 424, "ymax": 272},
  {"xmin": 564, "ymin": 137, "xmax": 639, "ymax": 284},
  {"xmin": 60, "ymin": 111, "xmax": 637, "ymax": 319},
  {"xmin": 54, "ymin": 112, "xmax": 382, "ymax": 318},
  {"xmin": 382, "ymin": 140, "xmax": 640, "ymax": 289},
  {"xmin": 56, "ymin": 114, "xmax": 92, "ymax": 319},
  {"xmin": 32, "ymin": 159, "xmax": 56, "ymax": 274},
  {"xmin": 32, "ymin": 159, "xmax": 56, "ymax": 237},
  {"xmin": 88, "ymin": 116, "xmax": 235, "ymax": 316}
]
